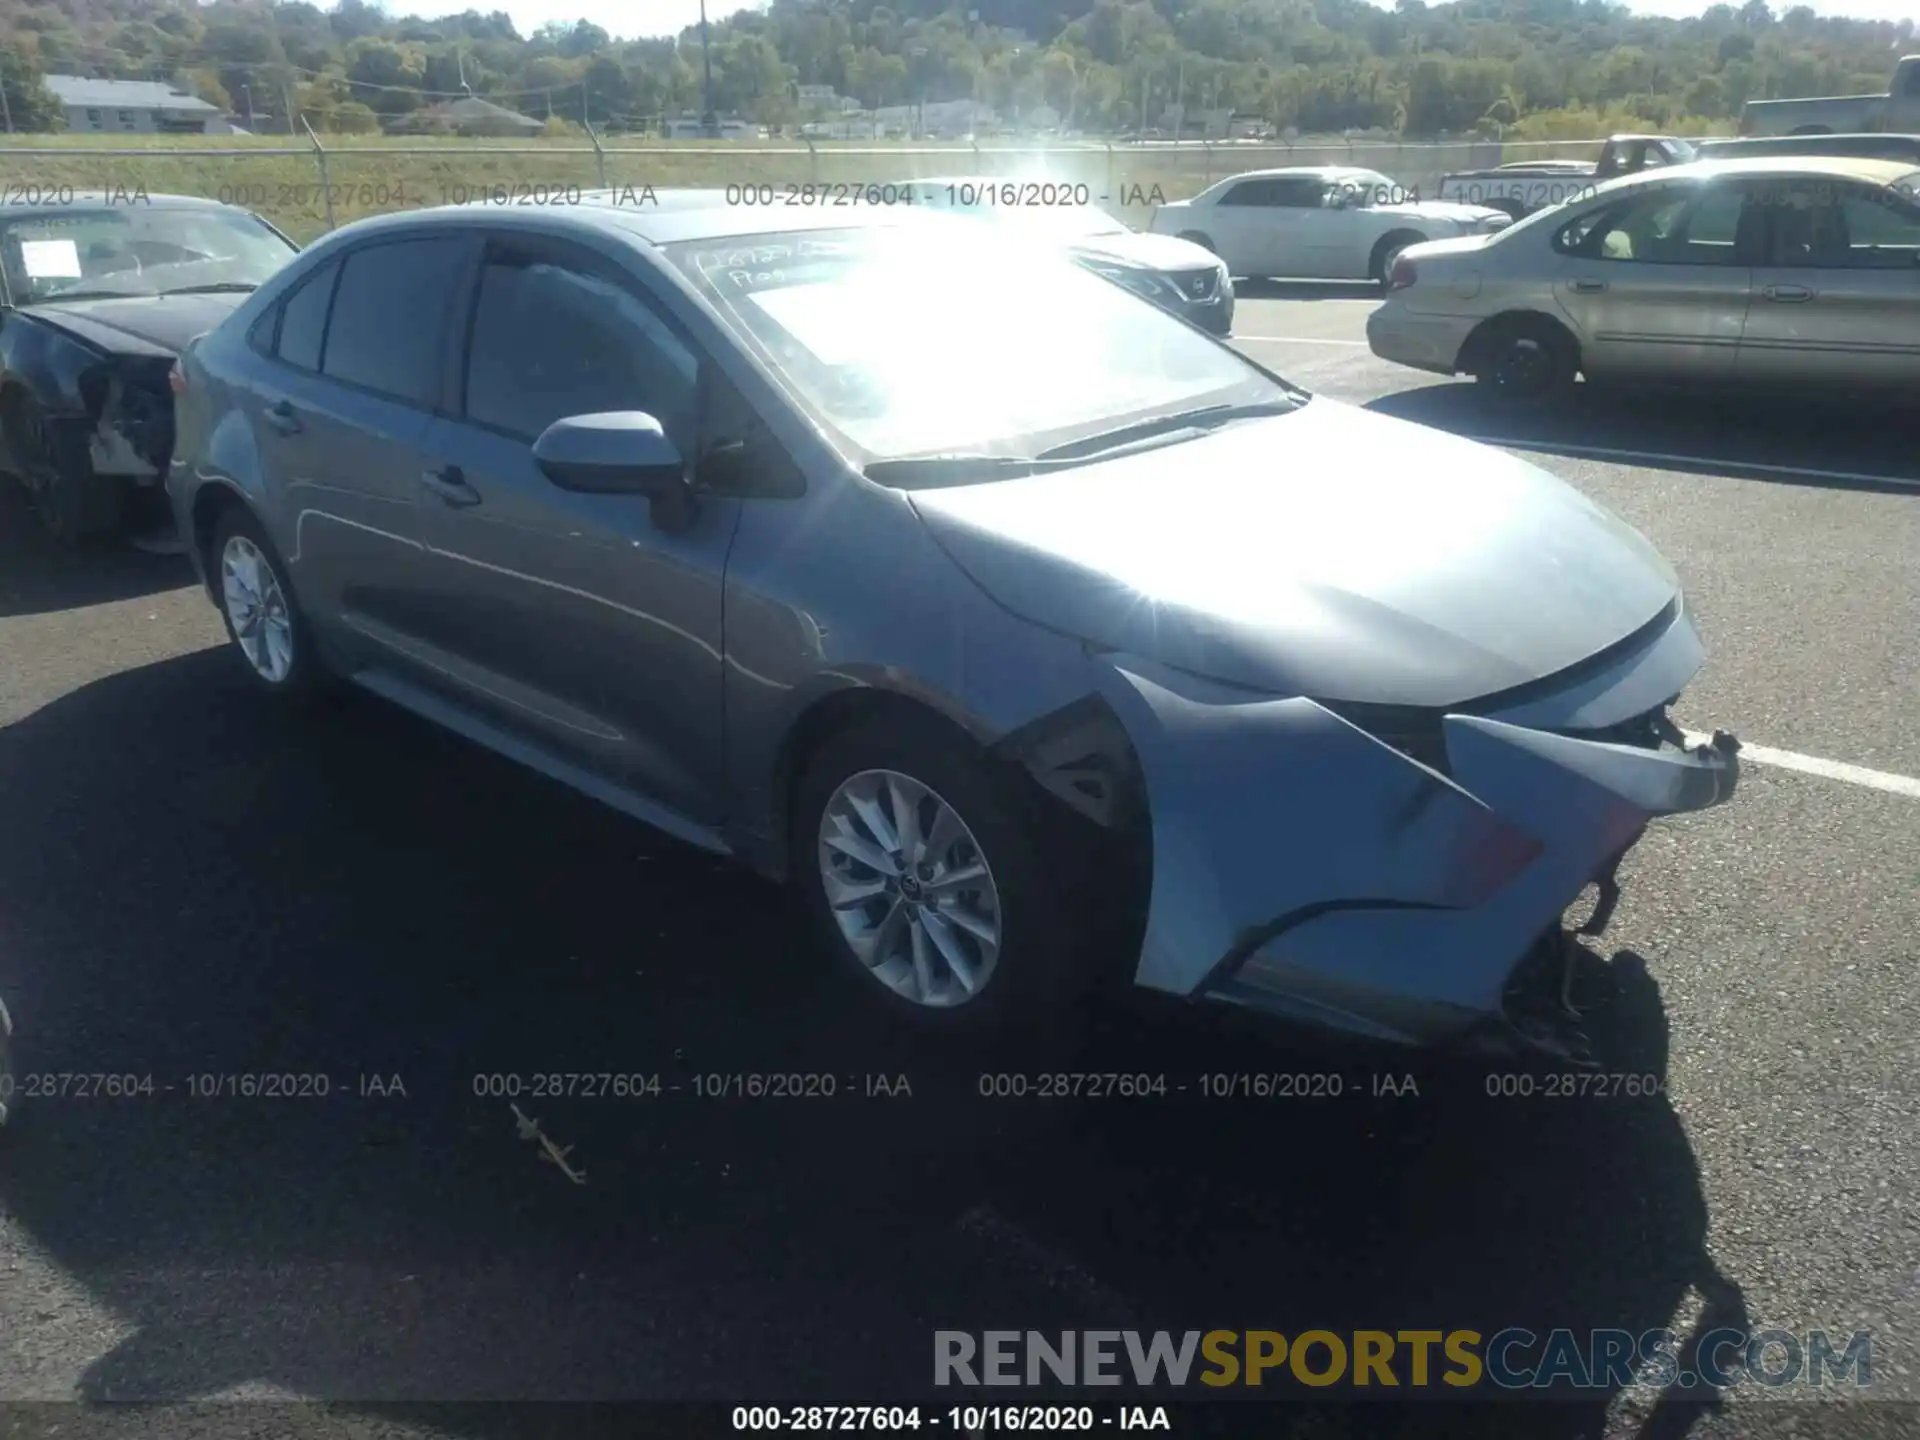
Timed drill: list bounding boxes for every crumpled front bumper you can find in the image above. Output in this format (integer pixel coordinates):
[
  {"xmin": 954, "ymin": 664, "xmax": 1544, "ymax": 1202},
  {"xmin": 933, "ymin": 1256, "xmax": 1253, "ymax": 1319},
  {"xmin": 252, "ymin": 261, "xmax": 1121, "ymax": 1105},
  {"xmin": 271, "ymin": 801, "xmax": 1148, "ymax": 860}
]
[{"xmin": 1091, "ymin": 662, "xmax": 1738, "ymax": 1051}]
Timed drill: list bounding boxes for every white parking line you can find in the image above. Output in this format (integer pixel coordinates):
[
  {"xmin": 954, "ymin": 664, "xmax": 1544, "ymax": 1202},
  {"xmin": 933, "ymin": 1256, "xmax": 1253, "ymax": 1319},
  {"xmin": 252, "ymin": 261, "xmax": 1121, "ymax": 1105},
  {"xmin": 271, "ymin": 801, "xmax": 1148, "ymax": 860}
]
[
  {"xmin": 1465, "ymin": 436, "xmax": 1920, "ymax": 492},
  {"xmin": 1687, "ymin": 733, "xmax": 1920, "ymax": 799},
  {"xmin": 1733, "ymin": 744, "xmax": 1920, "ymax": 800},
  {"xmin": 1233, "ymin": 334, "xmax": 1370, "ymax": 347}
]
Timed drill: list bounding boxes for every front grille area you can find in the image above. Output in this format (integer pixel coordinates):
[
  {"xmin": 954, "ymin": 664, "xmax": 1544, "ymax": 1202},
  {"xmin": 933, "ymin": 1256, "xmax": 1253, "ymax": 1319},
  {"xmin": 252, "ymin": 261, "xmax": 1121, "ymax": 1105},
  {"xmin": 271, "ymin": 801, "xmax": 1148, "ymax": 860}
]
[{"xmin": 1172, "ymin": 267, "xmax": 1218, "ymax": 300}]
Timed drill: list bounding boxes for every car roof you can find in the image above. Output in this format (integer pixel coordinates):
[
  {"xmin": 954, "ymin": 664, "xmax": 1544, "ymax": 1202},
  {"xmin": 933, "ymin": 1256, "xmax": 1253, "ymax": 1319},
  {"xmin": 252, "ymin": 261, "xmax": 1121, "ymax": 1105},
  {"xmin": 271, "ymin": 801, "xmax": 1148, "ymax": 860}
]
[
  {"xmin": 1212, "ymin": 165, "xmax": 1386, "ymax": 184},
  {"xmin": 1633, "ymin": 155, "xmax": 1920, "ymax": 185},
  {"xmin": 0, "ymin": 192, "xmax": 250, "ymax": 219}
]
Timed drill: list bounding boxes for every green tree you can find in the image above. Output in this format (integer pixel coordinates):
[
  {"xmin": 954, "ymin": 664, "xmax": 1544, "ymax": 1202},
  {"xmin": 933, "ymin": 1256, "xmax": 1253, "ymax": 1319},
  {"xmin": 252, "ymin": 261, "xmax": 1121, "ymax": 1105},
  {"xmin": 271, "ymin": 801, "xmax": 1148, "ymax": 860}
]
[{"xmin": 0, "ymin": 44, "xmax": 63, "ymax": 131}]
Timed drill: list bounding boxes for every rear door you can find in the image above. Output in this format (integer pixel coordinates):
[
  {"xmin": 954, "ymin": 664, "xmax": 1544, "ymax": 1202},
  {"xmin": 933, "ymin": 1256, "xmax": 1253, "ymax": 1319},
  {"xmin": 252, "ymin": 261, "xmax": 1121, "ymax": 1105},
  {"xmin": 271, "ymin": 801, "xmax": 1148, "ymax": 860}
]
[
  {"xmin": 1737, "ymin": 177, "xmax": 1920, "ymax": 391},
  {"xmin": 1206, "ymin": 178, "xmax": 1316, "ymax": 277},
  {"xmin": 408, "ymin": 231, "xmax": 737, "ymax": 822},
  {"xmin": 1551, "ymin": 179, "xmax": 1757, "ymax": 381},
  {"xmin": 239, "ymin": 233, "xmax": 473, "ymax": 670}
]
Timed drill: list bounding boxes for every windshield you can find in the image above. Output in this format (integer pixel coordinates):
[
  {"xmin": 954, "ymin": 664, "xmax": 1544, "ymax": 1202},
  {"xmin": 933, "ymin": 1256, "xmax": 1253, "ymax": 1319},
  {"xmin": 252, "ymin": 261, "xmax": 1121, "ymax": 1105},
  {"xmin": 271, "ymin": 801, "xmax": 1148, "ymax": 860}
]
[
  {"xmin": 0, "ymin": 206, "xmax": 296, "ymax": 306},
  {"xmin": 668, "ymin": 226, "xmax": 1290, "ymax": 468}
]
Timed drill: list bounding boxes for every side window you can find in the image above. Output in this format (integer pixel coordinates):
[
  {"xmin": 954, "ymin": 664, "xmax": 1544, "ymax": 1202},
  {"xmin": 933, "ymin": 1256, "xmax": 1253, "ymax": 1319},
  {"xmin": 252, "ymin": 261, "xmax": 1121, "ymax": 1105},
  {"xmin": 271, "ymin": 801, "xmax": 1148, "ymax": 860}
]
[
  {"xmin": 320, "ymin": 237, "xmax": 467, "ymax": 408},
  {"xmin": 1555, "ymin": 186, "xmax": 1736, "ymax": 263},
  {"xmin": 1217, "ymin": 180, "xmax": 1274, "ymax": 207},
  {"xmin": 1270, "ymin": 179, "xmax": 1327, "ymax": 208},
  {"xmin": 462, "ymin": 247, "xmax": 699, "ymax": 450},
  {"xmin": 1829, "ymin": 184, "xmax": 1920, "ymax": 267},
  {"xmin": 270, "ymin": 258, "xmax": 338, "ymax": 370}
]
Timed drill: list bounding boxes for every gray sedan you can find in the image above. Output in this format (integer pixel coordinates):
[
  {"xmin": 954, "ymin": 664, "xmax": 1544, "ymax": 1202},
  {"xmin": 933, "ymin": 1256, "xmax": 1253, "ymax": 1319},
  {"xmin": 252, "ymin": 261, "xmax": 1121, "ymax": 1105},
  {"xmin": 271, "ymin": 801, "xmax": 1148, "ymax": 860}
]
[
  {"xmin": 168, "ymin": 200, "xmax": 1739, "ymax": 1059},
  {"xmin": 1367, "ymin": 155, "xmax": 1920, "ymax": 401}
]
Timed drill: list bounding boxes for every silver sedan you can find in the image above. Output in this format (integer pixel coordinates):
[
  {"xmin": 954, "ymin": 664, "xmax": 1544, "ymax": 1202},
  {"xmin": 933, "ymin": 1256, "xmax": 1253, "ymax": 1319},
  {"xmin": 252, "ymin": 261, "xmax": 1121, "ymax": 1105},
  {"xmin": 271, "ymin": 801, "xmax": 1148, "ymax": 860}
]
[
  {"xmin": 168, "ymin": 200, "xmax": 1738, "ymax": 1060},
  {"xmin": 1367, "ymin": 155, "xmax": 1920, "ymax": 401}
]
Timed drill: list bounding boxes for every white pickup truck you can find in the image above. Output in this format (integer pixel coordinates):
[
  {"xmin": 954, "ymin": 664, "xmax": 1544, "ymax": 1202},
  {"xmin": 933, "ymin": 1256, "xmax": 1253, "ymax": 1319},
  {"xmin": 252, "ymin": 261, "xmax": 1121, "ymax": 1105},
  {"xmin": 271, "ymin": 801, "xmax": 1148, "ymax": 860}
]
[
  {"xmin": 1739, "ymin": 55, "xmax": 1920, "ymax": 137},
  {"xmin": 1434, "ymin": 135, "xmax": 1696, "ymax": 219}
]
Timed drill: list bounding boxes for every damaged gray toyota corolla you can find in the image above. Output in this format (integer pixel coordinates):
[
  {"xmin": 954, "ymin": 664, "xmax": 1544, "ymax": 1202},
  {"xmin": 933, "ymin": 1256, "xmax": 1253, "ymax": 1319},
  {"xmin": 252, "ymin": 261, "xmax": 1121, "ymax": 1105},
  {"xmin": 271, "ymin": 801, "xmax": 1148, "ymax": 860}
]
[{"xmin": 170, "ymin": 201, "xmax": 1738, "ymax": 1061}]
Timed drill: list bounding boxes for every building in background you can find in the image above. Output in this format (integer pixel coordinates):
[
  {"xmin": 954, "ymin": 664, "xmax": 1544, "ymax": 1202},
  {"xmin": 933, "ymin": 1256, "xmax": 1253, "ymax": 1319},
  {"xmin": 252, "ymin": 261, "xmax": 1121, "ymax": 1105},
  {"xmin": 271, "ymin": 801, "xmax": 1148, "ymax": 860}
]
[{"xmin": 45, "ymin": 76, "xmax": 228, "ymax": 134}]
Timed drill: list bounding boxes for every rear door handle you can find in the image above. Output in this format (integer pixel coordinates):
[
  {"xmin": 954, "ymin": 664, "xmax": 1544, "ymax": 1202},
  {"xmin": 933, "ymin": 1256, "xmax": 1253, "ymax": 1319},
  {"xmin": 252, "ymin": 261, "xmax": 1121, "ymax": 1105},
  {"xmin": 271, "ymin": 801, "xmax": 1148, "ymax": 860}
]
[
  {"xmin": 419, "ymin": 464, "xmax": 481, "ymax": 508},
  {"xmin": 1762, "ymin": 284, "xmax": 1813, "ymax": 302},
  {"xmin": 263, "ymin": 398, "xmax": 302, "ymax": 435},
  {"xmin": 1569, "ymin": 278, "xmax": 1607, "ymax": 293}
]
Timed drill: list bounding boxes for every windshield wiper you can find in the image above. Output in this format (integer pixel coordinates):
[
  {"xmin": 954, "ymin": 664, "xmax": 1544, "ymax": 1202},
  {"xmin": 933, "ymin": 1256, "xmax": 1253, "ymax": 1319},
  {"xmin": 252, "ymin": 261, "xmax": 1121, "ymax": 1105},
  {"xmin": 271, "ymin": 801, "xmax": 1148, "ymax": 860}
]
[
  {"xmin": 35, "ymin": 288, "xmax": 147, "ymax": 303},
  {"xmin": 158, "ymin": 282, "xmax": 258, "ymax": 295},
  {"xmin": 1032, "ymin": 399, "xmax": 1299, "ymax": 463},
  {"xmin": 863, "ymin": 454, "xmax": 1055, "ymax": 487}
]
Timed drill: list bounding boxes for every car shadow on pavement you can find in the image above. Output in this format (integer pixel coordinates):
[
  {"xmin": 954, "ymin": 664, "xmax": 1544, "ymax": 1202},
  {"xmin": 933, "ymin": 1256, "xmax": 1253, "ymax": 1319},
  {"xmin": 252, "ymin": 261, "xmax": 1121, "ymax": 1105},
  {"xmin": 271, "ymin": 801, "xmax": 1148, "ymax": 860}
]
[
  {"xmin": 0, "ymin": 482, "xmax": 192, "ymax": 619},
  {"xmin": 0, "ymin": 650, "xmax": 1741, "ymax": 1436},
  {"xmin": 1365, "ymin": 382, "xmax": 1920, "ymax": 495}
]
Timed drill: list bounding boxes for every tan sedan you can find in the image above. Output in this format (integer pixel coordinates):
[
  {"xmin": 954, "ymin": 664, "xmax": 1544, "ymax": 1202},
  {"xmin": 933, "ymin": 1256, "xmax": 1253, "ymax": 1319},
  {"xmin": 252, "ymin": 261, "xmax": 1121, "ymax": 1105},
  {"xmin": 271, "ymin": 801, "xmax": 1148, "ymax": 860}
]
[{"xmin": 1365, "ymin": 156, "xmax": 1920, "ymax": 401}]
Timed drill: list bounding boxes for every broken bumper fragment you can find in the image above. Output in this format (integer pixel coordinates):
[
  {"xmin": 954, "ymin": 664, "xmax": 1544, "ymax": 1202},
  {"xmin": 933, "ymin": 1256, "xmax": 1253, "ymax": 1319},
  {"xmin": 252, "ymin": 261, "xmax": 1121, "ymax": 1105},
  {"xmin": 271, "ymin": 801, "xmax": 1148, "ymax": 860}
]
[{"xmin": 1093, "ymin": 662, "xmax": 1738, "ymax": 1052}]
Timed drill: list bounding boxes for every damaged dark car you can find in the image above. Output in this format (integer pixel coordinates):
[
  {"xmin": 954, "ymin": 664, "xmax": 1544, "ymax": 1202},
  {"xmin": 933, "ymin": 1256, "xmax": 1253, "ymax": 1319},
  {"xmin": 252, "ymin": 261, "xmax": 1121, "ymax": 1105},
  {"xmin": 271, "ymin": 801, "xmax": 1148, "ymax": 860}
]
[
  {"xmin": 0, "ymin": 194, "xmax": 298, "ymax": 544},
  {"xmin": 169, "ymin": 202, "xmax": 1740, "ymax": 1067}
]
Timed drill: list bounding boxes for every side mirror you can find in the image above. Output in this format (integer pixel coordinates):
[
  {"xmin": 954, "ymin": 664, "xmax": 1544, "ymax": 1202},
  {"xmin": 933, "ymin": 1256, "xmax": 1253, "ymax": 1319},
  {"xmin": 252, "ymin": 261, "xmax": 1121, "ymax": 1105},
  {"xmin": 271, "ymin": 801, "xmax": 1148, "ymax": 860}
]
[{"xmin": 533, "ymin": 411, "xmax": 684, "ymax": 495}]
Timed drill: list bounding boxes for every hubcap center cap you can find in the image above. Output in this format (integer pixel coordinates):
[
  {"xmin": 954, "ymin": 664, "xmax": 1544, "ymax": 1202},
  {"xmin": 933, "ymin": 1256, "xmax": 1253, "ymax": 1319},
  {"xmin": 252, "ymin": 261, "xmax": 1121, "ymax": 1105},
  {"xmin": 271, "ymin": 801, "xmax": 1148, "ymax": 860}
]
[{"xmin": 898, "ymin": 873, "xmax": 923, "ymax": 902}]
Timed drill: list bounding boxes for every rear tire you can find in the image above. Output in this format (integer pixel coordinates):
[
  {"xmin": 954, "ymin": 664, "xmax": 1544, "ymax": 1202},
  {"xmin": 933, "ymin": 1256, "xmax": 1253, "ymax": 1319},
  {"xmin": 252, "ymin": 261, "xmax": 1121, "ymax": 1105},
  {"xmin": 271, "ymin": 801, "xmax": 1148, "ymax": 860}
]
[
  {"xmin": 793, "ymin": 711, "xmax": 1094, "ymax": 1034},
  {"xmin": 1470, "ymin": 315, "xmax": 1578, "ymax": 403},
  {"xmin": 211, "ymin": 505, "xmax": 328, "ymax": 701}
]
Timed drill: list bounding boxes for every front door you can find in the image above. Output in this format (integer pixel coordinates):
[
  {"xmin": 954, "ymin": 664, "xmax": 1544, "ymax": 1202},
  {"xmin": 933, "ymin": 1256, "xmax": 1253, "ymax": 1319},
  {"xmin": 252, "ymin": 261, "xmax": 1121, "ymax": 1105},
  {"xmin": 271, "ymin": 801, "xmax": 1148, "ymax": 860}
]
[
  {"xmin": 1551, "ymin": 179, "xmax": 1756, "ymax": 382},
  {"xmin": 1738, "ymin": 176, "xmax": 1920, "ymax": 391},
  {"xmin": 411, "ymin": 233, "xmax": 735, "ymax": 824}
]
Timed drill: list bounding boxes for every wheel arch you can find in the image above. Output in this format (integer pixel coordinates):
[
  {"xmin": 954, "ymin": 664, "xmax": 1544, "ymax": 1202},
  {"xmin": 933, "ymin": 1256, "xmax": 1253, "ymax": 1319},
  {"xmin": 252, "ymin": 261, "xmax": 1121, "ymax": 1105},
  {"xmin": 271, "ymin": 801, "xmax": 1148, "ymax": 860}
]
[
  {"xmin": 189, "ymin": 479, "xmax": 261, "ymax": 602},
  {"xmin": 768, "ymin": 681, "xmax": 1146, "ymax": 884},
  {"xmin": 1458, "ymin": 308, "xmax": 1582, "ymax": 377},
  {"xmin": 1369, "ymin": 228, "xmax": 1429, "ymax": 279}
]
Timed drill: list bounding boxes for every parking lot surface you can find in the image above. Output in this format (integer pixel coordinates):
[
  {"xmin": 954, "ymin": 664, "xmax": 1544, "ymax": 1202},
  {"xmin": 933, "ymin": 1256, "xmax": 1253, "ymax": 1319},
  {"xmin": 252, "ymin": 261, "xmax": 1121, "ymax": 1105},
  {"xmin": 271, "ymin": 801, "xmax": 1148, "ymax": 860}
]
[{"xmin": 0, "ymin": 287, "xmax": 1914, "ymax": 1438}]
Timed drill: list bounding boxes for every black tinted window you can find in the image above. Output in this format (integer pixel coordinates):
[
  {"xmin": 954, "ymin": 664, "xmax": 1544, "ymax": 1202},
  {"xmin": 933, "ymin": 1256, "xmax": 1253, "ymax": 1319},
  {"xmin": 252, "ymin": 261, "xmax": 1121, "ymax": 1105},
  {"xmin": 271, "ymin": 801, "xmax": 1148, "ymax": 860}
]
[
  {"xmin": 320, "ymin": 238, "xmax": 465, "ymax": 407},
  {"xmin": 1270, "ymin": 179, "xmax": 1327, "ymax": 207},
  {"xmin": 275, "ymin": 258, "xmax": 337, "ymax": 371},
  {"xmin": 463, "ymin": 252, "xmax": 698, "ymax": 446},
  {"xmin": 1218, "ymin": 180, "xmax": 1274, "ymax": 206}
]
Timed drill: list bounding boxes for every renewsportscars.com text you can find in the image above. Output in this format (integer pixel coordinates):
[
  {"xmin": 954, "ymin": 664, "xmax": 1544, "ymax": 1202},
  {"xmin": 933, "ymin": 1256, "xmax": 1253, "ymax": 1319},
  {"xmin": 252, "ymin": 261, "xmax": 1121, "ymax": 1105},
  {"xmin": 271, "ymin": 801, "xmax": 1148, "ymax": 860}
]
[{"xmin": 934, "ymin": 1328, "xmax": 1872, "ymax": 1392}]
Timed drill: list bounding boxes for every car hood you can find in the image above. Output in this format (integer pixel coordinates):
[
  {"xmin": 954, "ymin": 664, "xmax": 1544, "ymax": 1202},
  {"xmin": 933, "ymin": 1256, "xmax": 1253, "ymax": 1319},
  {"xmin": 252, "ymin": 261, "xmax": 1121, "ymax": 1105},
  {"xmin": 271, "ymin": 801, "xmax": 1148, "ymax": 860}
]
[
  {"xmin": 1371, "ymin": 201, "xmax": 1505, "ymax": 225},
  {"xmin": 1068, "ymin": 230, "xmax": 1221, "ymax": 271},
  {"xmin": 910, "ymin": 399, "xmax": 1680, "ymax": 708},
  {"xmin": 25, "ymin": 292, "xmax": 250, "ymax": 359}
]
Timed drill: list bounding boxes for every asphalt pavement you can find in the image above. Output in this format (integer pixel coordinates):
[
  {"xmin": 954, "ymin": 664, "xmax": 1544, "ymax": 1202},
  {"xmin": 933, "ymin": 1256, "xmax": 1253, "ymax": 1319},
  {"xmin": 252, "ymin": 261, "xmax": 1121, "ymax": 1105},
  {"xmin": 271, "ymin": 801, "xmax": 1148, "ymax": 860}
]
[{"xmin": 0, "ymin": 290, "xmax": 1914, "ymax": 1440}]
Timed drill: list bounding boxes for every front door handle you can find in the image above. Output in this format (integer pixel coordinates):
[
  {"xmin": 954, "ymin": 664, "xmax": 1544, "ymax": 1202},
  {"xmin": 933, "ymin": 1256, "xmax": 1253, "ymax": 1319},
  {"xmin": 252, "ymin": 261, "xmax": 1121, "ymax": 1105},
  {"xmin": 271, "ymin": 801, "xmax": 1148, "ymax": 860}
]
[
  {"xmin": 1569, "ymin": 278, "xmax": 1607, "ymax": 294},
  {"xmin": 419, "ymin": 465, "xmax": 481, "ymax": 507},
  {"xmin": 1762, "ymin": 284, "xmax": 1814, "ymax": 302},
  {"xmin": 263, "ymin": 398, "xmax": 302, "ymax": 435}
]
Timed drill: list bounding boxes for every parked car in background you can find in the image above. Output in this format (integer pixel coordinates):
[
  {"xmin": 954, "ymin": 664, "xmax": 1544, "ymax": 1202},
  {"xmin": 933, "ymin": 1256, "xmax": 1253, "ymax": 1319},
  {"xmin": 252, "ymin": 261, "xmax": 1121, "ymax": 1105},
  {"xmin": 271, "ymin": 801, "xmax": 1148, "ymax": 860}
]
[
  {"xmin": 1366, "ymin": 156, "xmax": 1920, "ymax": 402},
  {"xmin": 1738, "ymin": 54, "xmax": 1920, "ymax": 137},
  {"xmin": 1698, "ymin": 132, "xmax": 1920, "ymax": 166},
  {"xmin": 167, "ymin": 198, "xmax": 1738, "ymax": 1057},
  {"xmin": 900, "ymin": 176, "xmax": 1233, "ymax": 333},
  {"xmin": 0, "ymin": 194, "xmax": 297, "ymax": 544},
  {"xmin": 1437, "ymin": 136, "xmax": 1697, "ymax": 219},
  {"xmin": 1149, "ymin": 166, "xmax": 1510, "ymax": 287}
]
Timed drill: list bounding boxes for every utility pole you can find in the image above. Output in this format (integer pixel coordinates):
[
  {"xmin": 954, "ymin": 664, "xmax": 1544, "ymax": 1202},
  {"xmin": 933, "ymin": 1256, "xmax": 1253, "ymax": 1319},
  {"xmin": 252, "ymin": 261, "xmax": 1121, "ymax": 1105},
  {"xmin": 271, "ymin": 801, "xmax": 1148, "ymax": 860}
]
[
  {"xmin": 282, "ymin": 81, "xmax": 296, "ymax": 134},
  {"xmin": 242, "ymin": 83, "xmax": 255, "ymax": 129},
  {"xmin": 1, "ymin": 78, "xmax": 13, "ymax": 136},
  {"xmin": 699, "ymin": 0, "xmax": 717, "ymax": 136}
]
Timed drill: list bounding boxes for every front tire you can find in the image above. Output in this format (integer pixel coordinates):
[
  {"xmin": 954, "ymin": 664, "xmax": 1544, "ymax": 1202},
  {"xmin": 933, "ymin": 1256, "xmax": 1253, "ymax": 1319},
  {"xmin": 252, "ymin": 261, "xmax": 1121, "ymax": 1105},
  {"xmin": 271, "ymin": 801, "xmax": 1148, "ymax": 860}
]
[
  {"xmin": 212, "ymin": 506, "xmax": 327, "ymax": 700},
  {"xmin": 793, "ymin": 712, "xmax": 1089, "ymax": 1031},
  {"xmin": 8, "ymin": 394, "xmax": 129, "ymax": 547}
]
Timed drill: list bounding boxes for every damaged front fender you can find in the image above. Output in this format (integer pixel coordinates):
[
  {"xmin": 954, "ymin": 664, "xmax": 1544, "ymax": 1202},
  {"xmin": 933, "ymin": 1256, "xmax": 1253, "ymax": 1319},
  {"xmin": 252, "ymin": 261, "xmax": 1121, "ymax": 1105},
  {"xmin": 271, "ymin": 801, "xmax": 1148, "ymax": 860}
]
[{"xmin": 1090, "ymin": 659, "xmax": 1738, "ymax": 1048}]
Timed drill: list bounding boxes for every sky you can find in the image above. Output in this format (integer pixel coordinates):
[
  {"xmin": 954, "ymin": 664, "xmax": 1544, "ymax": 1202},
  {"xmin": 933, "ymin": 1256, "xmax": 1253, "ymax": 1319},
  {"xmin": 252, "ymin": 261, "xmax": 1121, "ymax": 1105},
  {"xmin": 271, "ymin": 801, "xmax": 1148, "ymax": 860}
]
[{"xmin": 391, "ymin": 0, "xmax": 1917, "ymax": 45}]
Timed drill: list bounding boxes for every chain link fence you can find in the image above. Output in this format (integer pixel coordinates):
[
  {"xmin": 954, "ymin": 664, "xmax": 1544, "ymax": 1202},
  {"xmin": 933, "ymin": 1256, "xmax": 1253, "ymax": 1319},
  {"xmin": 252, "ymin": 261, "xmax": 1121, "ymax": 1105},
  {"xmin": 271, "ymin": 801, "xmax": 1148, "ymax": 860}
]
[{"xmin": 0, "ymin": 132, "xmax": 1613, "ymax": 242}]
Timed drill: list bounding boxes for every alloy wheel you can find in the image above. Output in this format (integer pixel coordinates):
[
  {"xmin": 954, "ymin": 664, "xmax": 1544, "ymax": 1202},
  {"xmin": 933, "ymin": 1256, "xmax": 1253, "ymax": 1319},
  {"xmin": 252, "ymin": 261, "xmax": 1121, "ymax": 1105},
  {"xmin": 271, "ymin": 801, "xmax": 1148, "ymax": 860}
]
[
  {"xmin": 817, "ymin": 768, "xmax": 1003, "ymax": 1008},
  {"xmin": 221, "ymin": 535, "xmax": 295, "ymax": 683}
]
